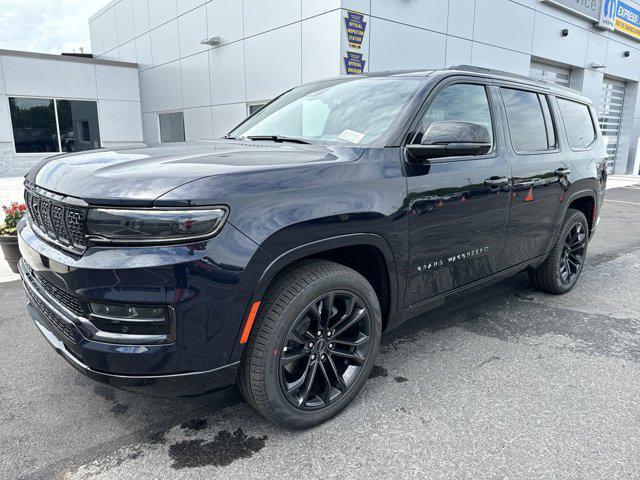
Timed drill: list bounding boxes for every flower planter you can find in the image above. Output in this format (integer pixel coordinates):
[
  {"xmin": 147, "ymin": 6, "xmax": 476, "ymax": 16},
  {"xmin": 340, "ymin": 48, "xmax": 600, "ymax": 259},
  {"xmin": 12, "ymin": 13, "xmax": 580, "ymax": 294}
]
[{"xmin": 0, "ymin": 235, "xmax": 20, "ymax": 274}]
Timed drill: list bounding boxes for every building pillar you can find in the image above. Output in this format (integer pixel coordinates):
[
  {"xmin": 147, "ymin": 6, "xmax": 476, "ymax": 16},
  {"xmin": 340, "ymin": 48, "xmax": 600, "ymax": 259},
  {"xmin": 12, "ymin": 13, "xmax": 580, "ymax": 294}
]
[
  {"xmin": 570, "ymin": 68, "xmax": 603, "ymax": 107},
  {"xmin": 624, "ymin": 83, "xmax": 640, "ymax": 175},
  {"xmin": 614, "ymin": 81, "xmax": 638, "ymax": 174}
]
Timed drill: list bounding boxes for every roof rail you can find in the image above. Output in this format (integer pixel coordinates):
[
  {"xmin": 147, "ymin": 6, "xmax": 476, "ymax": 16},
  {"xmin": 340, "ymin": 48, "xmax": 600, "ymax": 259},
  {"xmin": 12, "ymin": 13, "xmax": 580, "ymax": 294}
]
[
  {"xmin": 446, "ymin": 64, "xmax": 584, "ymax": 96},
  {"xmin": 447, "ymin": 64, "xmax": 541, "ymax": 84}
]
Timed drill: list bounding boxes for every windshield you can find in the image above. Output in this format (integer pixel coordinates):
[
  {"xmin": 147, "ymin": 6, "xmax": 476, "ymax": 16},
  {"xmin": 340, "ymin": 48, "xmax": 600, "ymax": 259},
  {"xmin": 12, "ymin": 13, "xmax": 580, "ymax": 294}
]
[{"xmin": 229, "ymin": 77, "xmax": 423, "ymax": 146}]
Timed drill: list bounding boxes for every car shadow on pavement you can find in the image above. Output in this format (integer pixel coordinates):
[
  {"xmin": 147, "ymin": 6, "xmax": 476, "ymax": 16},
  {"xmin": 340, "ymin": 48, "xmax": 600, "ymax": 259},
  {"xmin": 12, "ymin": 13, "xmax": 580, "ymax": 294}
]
[
  {"xmin": 86, "ymin": 272, "xmax": 533, "ymax": 425},
  {"xmin": 48, "ymin": 273, "xmax": 536, "ymax": 476}
]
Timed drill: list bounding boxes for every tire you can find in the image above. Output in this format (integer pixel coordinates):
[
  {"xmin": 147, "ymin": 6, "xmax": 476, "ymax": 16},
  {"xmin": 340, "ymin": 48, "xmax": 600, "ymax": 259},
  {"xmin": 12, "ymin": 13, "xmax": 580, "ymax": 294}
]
[
  {"xmin": 238, "ymin": 259, "xmax": 382, "ymax": 429},
  {"xmin": 528, "ymin": 208, "xmax": 589, "ymax": 294}
]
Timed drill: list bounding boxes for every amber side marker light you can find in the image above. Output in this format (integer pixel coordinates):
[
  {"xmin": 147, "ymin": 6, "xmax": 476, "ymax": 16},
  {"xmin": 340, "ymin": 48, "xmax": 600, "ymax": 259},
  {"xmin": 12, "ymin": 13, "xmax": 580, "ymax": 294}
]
[{"xmin": 240, "ymin": 301, "xmax": 261, "ymax": 344}]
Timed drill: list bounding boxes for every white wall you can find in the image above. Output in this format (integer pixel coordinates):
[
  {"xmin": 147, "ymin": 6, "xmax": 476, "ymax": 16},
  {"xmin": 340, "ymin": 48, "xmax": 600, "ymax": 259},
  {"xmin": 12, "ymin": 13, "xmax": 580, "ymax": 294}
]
[
  {"xmin": 89, "ymin": 0, "xmax": 640, "ymax": 173},
  {"xmin": 90, "ymin": 0, "xmax": 343, "ymax": 141},
  {"xmin": 0, "ymin": 50, "xmax": 143, "ymax": 177}
]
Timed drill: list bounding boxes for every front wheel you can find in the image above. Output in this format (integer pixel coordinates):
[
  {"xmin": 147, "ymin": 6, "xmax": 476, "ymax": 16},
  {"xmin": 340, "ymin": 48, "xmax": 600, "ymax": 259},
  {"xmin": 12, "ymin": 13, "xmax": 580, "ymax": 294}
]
[
  {"xmin": 529, "ymin": 208, "xmax": 589, "ymax": 294},
  {"xmin": 238, "ymin": 260, "xmax": 381, "ymax": 429}
]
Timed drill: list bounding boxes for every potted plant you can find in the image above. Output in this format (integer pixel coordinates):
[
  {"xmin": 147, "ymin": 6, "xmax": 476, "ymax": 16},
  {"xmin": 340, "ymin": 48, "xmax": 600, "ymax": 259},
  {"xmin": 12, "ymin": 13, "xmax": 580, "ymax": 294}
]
[{"xmin": 0, "ymin": 202, "xmax": 27, "ymax": 274}]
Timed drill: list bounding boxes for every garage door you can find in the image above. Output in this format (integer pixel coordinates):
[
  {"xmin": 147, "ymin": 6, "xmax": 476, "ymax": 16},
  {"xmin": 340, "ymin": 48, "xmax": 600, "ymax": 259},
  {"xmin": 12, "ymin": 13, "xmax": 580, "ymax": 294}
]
[
  {"xmin": 529, "ymin": 62, "xmax": 571, "ymax": 87},
  {"xmin": 598, "ymin": 78, "xmax": 626, "ymax": 166}
]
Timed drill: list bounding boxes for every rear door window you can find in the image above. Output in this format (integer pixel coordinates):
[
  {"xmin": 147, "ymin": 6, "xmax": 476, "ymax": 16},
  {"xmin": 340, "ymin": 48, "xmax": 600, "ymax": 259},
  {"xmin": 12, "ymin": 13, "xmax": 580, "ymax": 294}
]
[
  {"xmin": 501, "ymin": 88, "xmax": 555, "ymax": 153},
  {"xmin": 557, "ymin": 98, "xmax": 596, "ymax": 149}
]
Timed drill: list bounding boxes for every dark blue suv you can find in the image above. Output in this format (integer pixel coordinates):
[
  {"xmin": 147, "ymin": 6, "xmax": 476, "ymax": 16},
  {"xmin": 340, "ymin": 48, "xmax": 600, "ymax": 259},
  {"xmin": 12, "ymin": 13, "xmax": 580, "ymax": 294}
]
[{"xmin": 18, "ymin": 67, "xmax": 607, "ymax": 428}]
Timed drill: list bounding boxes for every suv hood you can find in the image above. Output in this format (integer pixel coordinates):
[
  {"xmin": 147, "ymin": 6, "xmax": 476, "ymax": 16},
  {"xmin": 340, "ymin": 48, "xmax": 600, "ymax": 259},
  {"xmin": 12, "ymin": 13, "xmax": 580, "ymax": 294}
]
[{"xmin": 27, "ymin": 141, "xmax": 361, "ymax": 205}]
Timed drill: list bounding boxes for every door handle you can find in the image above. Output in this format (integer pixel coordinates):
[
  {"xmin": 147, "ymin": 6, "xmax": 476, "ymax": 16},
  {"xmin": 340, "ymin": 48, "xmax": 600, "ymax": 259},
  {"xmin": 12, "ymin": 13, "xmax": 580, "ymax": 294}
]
[
  {"xmin": 484, "ymin": 177, "xmax": 510, "ymax": 188},
  {"xmin": 554, "ymin": 167, "xmax": 571, "ymax": 177}
]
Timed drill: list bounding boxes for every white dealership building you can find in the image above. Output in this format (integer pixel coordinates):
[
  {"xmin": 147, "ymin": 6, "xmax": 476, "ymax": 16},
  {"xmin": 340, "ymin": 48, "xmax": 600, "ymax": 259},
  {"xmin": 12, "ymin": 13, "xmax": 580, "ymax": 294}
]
[{"xmin": 2, "ymin": 0, "xmax": 640, "ymax": 177}]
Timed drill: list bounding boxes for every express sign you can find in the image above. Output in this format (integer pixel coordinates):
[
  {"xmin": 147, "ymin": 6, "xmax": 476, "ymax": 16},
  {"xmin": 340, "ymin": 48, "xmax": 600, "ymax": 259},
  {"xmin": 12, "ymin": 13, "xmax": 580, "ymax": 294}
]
[{"xmin": 614, "ymin": 1, "xmax": 640, "ymax": 39}]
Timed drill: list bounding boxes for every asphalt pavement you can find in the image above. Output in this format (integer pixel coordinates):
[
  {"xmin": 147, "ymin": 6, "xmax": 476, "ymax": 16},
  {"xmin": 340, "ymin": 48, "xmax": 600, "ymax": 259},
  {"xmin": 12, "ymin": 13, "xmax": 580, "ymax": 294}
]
[{"xmin": 1, "ymin": 184, "xmax": 640, "ymax": 480}]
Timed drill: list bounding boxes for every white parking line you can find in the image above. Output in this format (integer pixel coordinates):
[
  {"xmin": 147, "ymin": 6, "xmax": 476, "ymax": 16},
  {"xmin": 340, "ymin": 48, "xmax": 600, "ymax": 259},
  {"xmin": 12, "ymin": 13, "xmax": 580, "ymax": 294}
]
[{"xmin": 605, "ymin": 199, "xmax": 640, "ymax": 206}]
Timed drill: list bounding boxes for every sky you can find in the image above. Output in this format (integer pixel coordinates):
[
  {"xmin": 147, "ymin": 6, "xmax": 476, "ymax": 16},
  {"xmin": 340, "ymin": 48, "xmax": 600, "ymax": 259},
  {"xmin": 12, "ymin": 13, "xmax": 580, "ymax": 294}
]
[{"xmin": 0, "ymin": 0, "xmax": 106, "ymax": 55}]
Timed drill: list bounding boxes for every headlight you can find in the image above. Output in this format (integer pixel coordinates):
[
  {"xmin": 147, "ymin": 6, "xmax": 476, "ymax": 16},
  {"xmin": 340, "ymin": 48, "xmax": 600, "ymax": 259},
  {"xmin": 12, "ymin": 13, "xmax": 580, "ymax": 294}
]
[{"xmin": 86, "ymin": 207, "xmax": 227, "ymax": 243}]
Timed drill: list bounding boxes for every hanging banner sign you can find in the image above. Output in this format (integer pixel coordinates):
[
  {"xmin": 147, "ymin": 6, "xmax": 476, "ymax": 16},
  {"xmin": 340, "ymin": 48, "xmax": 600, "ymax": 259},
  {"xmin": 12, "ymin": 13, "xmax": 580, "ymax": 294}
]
[
  {"xmin": 542, "ymin": 0, "xmax": 602, "ymax": 21},
  {"xmin": 543, "ymin": 0, "xmax": 640, "ymax": 40},
  {"xmin": 598, "ymin": 0, "xmax": 618, "ymax": 29}
]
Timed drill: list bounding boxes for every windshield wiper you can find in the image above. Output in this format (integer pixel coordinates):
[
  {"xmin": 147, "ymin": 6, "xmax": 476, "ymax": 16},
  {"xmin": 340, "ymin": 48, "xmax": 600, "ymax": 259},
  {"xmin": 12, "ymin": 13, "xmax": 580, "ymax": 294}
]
[{"xmin": 245, "ymin": 135, "xmax": 313, "ymax": 145}]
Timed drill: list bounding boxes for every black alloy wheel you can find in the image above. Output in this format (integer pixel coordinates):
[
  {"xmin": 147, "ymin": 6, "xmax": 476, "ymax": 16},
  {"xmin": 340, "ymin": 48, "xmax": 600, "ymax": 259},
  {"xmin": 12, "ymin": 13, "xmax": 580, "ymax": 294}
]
[
  {"xmin": 279, "ymin": 291, "xmax": 372, "ymax": 410},
  {"xmin": 528, "ymin": 208, "xmax": 589, "ymax": 294},
  {"xmin": 238, "ymin": 259, "xmax": 381, "ymax": 429},
  {"xmin": 558, "ymin": 221, "xmax": 587, "ymax": 285}
]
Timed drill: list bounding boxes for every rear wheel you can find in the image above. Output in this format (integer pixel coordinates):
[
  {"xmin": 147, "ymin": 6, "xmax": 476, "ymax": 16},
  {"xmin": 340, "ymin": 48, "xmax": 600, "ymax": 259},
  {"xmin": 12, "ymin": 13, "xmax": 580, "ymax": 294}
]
[
  {"xmin": 238, "ymin": 260, "xmax": 381, "ymax": 429},
  {"xmin": 528, "ymin": 208, "xmax": 589, "ymax": 294}
]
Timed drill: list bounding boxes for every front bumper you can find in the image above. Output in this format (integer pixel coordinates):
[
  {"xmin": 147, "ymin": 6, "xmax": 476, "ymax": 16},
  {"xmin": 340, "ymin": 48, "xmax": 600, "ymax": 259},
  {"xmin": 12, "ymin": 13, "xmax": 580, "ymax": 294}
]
[
  {"xmin": 21, "ymin": 258, "xmax": 239, "ymax": 396},
  {"xmin": 16, "ymin": 217, "xmax": 268, "ymax": 396},
  {"xmin": 28, "ymin": 304, "xmax": 239, "ymax": 396}
]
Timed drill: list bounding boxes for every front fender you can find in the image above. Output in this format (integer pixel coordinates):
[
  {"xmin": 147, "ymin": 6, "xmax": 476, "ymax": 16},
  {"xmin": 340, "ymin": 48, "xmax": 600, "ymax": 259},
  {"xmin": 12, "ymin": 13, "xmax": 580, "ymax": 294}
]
[{"xmin": 227, "ymin": 232, "xmax": 402, "ymax": 364}]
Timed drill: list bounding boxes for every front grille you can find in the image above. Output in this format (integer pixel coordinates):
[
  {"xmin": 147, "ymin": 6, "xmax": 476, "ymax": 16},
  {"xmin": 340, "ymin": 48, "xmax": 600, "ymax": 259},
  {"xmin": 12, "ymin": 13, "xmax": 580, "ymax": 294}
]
[
  {"xmin": 23, "ymin": 263, "xmax": 84, "ymax": 316},
  {"xmin": 25, "ymin": 185, "xmax": 87, "ymax": 254},
  {"xmin": 38, "ymin": 275, "xmax": 84, "ymax": 316},
  {"xmin": 26, "ymin": 286, "xmax": 76, "ymax": 343}
]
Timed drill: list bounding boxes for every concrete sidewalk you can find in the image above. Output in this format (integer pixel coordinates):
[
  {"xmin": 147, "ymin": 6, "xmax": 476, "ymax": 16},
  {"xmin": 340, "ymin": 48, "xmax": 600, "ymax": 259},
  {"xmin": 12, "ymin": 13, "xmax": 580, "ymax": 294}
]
[
  {"xmin": 0, "ymin": 177, "xmax": 23, "ymax": 282},
  {"xmin": 607, "ymin": 174, "xmax": 640, "ymax": 189}
]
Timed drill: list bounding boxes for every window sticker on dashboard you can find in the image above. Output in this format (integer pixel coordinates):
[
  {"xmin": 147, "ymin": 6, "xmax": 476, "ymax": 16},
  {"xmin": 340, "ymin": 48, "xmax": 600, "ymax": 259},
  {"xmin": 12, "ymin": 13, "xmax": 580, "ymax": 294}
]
[{"xmin": 338, "ymin": 129, "xmax": 366, "ymax": 144}]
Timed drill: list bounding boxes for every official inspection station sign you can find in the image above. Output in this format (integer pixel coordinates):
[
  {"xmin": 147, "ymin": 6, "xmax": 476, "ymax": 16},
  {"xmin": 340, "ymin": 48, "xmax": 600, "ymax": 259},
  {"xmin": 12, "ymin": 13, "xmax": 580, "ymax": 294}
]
[{"xmin": 341, "ymin": 10, "xmax": 369, "ymax": 75}]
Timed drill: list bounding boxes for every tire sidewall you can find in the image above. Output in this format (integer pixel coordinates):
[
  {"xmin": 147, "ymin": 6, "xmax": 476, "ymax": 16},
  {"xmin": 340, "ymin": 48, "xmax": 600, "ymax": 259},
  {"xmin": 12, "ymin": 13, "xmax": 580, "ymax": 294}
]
[{"xmin": 261, "ymin": 272, "xmax": 381, "ymax": 429}]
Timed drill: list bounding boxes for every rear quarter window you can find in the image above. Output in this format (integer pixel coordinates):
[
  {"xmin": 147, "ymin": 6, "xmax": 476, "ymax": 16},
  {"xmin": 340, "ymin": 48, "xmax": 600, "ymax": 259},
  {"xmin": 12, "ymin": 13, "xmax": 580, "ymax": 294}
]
[{"xmin": 557, "ymin": 98, "xmax": 597, "ymax": 150}]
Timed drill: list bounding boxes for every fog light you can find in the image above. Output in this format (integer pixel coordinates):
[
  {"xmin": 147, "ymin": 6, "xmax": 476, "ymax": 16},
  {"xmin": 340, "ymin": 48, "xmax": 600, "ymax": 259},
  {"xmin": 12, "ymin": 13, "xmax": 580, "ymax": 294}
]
[
  {"xmin": 88, "ymin": 301, "xmax": 174, "ymax": 343},
  {"xmin": 90, "ymin": 302, "xmax": 166, "ymax": 322}
]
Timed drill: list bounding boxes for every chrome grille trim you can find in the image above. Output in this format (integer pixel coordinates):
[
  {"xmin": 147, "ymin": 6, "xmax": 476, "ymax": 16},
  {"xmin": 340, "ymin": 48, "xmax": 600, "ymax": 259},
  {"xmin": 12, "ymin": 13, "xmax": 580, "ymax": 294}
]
[{"xmin": 24, "ymin": 183, "xmax": 88, "ymax": 254}]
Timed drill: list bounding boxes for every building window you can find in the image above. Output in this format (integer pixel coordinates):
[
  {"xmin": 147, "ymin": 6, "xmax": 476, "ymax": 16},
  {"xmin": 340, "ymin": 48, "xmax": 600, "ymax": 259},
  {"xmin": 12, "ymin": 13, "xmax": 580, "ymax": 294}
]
[
  {"xmin": 56, "ymin": 99, "xmax": 101, "ymax": 152},
  {"xmin": 529, "ymin": 61, "xmax": 571, "ymax": 88},
  {"xmin": 248, "ymin": 103, "xmax": 267, "ymax": 116},
  {"xmin": 9, "ymin": 98, "xmax": 59, "ymax": 153},
  {"xmin": 159, "ymin": 112, "xmax": 185, "ymax": 143},
  {"xmin": 8, "ymin": 97, "xmax": 101, "ymax": 154},
  {"xmin": 81, "ymin": 121, "xmax": 91, "ymax": 142}
]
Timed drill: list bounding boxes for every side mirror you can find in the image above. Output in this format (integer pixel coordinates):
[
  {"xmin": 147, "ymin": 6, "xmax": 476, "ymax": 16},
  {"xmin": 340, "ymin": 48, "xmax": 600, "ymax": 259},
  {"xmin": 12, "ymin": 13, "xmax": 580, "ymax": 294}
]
[{"xmin": 406, "ymin": 121, "xmax": 492, "ymax": 162}]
